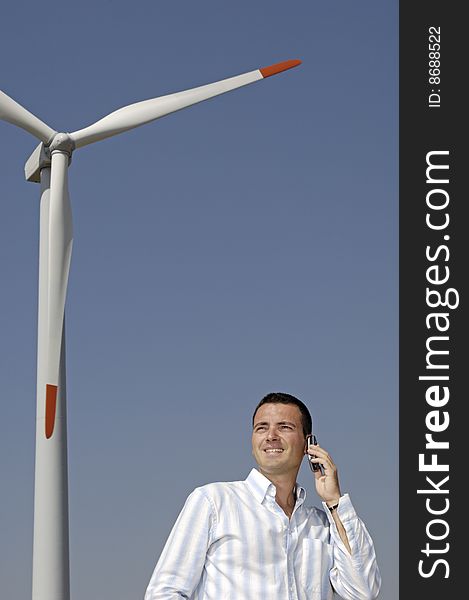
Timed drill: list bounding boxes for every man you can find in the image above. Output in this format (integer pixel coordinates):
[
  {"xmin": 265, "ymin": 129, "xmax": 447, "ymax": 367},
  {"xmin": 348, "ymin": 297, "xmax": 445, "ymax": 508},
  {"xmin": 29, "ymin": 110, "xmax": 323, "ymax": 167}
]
[{"xmin": 145, "ymin": 392, "xmax": 381, "ymax": 599}]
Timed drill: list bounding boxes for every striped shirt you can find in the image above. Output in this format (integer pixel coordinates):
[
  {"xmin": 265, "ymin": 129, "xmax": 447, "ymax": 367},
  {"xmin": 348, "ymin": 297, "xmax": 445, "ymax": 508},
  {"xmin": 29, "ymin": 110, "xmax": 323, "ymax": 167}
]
[{"xmin": 145, "ymin": 469, "xmax": 381, "ymax": 600}]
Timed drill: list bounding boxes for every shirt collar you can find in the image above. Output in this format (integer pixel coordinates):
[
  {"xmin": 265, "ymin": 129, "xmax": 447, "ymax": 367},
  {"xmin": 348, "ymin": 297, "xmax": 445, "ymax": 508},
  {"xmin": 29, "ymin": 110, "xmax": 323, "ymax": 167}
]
[{"xmin": 245, "ymin": 468, "xmax": 306, "ymax": 505}]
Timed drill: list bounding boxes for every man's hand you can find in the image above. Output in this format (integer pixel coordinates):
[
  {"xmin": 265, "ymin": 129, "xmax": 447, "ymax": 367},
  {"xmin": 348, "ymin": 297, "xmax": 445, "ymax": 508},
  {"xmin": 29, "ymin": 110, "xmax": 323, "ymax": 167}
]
[{"xmin": 306, "ymin": 443, "xmax": 341, "ymax": 506}]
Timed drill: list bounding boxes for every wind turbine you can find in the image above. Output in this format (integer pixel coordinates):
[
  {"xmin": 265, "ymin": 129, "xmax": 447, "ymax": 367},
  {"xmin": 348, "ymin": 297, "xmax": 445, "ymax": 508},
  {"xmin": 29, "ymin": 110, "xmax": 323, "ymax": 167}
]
[{"xmin": 0, "ymin": 58, "xmax": 301, "ymax": 600}]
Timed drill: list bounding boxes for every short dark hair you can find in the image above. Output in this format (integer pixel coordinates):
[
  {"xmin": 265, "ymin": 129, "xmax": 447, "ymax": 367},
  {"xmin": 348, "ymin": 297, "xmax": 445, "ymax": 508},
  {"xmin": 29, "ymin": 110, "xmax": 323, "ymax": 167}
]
[{"xmin": 252, "ymin": 392, "xmax": 312, "ymax": 437}]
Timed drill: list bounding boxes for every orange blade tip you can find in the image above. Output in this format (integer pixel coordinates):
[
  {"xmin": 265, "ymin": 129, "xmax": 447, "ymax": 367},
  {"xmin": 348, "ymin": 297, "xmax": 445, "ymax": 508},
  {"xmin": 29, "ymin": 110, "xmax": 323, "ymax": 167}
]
[
  {"xmin": 260, "ymin": 59, "xmax": 302, "ymax": 78},
  {"xmin": 45, "ymin": 384, "xmax": 58, "ymax": 439}
]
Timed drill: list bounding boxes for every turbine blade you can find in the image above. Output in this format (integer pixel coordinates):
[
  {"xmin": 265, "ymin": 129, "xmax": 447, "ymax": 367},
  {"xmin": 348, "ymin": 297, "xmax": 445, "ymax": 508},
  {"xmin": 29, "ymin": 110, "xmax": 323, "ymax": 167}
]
[
  {"xmin": 70, "ymin": 59, "xmax": 301, "ymax": 148},
  {"xmin": 46, "ymin": 152, "xmax": 73, "ymax": 409},
  {"xmin": 0, "ymin": 89, "xmax": 56, "ymax": 144}
]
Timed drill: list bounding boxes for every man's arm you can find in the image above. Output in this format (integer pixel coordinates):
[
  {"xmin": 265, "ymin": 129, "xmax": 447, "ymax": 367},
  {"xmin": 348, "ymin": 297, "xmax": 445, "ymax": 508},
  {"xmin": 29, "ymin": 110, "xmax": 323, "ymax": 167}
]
[
  {"xmin": 323, "ymin": 494, "xmax": 381, "ymax": 600},
  {"xmin": 307, "ymin": 444, "xmax": 381, "ymax": 599},
  {"xmin": 144, "ymin": 488, "xmax": 215, "ymax": 600},
  {"xmin": 328, "ymin": 501, "xmax": 352, "ymax": 554}
]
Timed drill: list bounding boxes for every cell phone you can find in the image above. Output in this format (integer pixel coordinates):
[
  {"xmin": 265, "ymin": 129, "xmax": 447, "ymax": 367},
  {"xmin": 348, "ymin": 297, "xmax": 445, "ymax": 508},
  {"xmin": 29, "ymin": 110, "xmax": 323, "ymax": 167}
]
[{"xmin": 306, "ymin": 434, "xmax": 324, "ymax": 475}]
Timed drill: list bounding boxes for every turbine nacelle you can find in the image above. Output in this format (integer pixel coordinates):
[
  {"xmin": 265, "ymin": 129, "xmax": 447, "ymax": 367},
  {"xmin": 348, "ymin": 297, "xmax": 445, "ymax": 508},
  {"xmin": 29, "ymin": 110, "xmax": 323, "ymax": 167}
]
[
  {"xmin": 25, "ymin": 143, "xmax": 51, "ymax": 182},
  {"xmin": 25, "ymin": 134, "xmax": 75, "ymax": 183}
]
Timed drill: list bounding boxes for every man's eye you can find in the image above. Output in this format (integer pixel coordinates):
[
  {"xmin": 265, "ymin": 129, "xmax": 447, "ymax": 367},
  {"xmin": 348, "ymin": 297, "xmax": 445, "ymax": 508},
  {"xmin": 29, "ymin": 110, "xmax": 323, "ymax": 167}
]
[
  {"xmin": 255, "ymin": 426, "xmax": 266, "ymax": 431},
  {"xmin": 280, "ymin": 425, "xmax": 292, "ymax": 430}
]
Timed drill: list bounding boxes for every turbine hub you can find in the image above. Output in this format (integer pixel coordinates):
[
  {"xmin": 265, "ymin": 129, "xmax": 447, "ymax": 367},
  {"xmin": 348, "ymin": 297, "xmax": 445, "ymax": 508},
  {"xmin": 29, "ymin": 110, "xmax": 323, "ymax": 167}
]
[{"xmin": 48, "ymin": 132, "xmax": 75, "ymax": 156}]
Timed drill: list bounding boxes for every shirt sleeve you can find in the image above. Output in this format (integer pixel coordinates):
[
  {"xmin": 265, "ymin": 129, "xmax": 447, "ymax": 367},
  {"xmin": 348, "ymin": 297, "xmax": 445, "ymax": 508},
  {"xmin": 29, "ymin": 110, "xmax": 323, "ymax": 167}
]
[
  {"xmin": 321, "ymin": 494, "xmax": 381, "ymax": 600},
  {"xmin": 144, "ymin": 488, "xmax": 215, "ymax": 600}
]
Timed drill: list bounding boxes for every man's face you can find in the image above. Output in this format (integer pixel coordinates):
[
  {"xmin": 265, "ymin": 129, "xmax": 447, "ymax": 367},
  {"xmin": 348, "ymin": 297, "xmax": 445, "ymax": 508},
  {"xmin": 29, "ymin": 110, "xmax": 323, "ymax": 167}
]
[{"xmin": 252, "ymin": 403, "xmax": 307, "ymax": 478}]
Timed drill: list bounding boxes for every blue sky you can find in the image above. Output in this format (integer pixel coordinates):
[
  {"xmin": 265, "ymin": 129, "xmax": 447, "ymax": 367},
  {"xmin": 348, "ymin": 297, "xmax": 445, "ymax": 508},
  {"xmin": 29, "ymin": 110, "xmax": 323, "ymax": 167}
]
[{"xmin": 0, "ymin": 1, "xmax": 398, "ymax": 598}]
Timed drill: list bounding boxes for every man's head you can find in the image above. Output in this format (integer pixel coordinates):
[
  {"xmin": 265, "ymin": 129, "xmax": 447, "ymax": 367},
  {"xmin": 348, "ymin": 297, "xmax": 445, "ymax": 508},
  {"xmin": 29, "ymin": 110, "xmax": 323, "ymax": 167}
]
[
  {"xmin": 251, "ymin": 392, "xmax": 313, "ymax": 477},
  {"xmin": 252, "ymin": 392, "xmax": 312, "ymax": 437}
]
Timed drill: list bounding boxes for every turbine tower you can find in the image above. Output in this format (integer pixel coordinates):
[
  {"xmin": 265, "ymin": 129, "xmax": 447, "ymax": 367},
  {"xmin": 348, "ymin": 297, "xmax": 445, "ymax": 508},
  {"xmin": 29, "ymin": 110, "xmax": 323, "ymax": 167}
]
[{"xmin": 0, "ymin": 58, "xmax": 301, "ymax": 600}]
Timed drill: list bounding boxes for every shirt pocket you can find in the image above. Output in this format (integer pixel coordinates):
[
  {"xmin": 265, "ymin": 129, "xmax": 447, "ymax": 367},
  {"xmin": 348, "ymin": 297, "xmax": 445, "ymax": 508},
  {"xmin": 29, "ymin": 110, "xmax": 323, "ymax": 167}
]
[{"xmin": 299, "ymin": 538, "xmax": 333, "ymax": 600}]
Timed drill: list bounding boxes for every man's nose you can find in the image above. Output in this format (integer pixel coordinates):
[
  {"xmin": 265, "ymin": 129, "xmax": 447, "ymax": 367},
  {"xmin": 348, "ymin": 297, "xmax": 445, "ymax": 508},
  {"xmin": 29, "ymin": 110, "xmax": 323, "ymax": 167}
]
[{"xmin": 266, "ymin": 429, "xmax": 279, "ymax": 440}]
